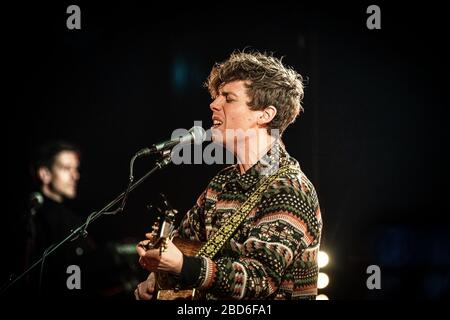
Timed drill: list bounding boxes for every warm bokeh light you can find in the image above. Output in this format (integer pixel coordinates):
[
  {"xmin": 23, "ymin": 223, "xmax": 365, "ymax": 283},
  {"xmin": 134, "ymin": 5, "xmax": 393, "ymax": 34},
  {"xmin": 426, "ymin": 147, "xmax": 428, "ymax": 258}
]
[
  {"xmin": 318, "ymin": 251, "xmax": 329, "ymax": 268},
  {"xmin": 316, "ymin": 294, "xmax": 329, "ymax": 300},
  {"xmin": 318, "ymin": 272, "xmax": 329, "ymax": 289}
]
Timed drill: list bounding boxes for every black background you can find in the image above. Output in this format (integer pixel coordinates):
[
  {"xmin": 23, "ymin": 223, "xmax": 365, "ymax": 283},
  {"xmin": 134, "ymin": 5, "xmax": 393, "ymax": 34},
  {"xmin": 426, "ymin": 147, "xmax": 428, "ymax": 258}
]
[{"xmin": 4, "ymin": 1, "xmax": 450, "ymax": 299}]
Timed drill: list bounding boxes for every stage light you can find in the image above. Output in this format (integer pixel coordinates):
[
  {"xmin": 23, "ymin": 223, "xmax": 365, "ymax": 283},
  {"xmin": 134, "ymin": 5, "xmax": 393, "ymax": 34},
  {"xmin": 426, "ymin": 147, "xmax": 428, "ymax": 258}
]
[
  {"xmin": 318, "ymin": 250, "xmax": 329, "ymax": 268},
  {"xmin": 317, "ymin": 272, "xmax": 329, "ymax": 289},
  {"xmin": 316, "ymin": 294, "xmax": 329, "ymax": 300}
]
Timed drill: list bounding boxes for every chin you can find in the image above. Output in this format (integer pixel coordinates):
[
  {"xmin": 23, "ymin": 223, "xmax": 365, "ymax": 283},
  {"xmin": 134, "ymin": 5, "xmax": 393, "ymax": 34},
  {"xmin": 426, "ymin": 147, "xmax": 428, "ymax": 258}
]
[{"xmin": 64, "ymin": 191, "xmax": 77, "ymax": 199}]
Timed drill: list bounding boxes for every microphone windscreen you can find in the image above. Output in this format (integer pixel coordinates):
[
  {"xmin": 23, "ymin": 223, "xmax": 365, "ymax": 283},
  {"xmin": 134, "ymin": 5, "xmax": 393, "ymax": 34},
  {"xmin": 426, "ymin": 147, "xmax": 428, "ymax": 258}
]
[
  {"xmin": 189, "ymin": 126, "xmax": 206, "ymax": 145},
  {"xmin": 29, "ymin": 191, "xmax": 44, "ymax": 209}
]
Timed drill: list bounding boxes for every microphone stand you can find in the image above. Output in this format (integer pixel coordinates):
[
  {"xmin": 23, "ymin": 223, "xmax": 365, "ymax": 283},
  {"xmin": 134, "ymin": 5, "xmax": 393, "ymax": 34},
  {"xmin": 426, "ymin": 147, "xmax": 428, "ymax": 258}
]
[{"xmin": 1, "ymin": 151, "xmax": 172, "ymax": 294}]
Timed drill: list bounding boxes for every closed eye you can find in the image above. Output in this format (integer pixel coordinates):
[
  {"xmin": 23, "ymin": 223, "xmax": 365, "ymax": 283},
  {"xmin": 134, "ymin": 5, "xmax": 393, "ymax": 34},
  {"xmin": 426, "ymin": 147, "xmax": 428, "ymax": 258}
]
[{"xmin": 223, "ymin": 93, "xmax": 235, "ymax": 103}]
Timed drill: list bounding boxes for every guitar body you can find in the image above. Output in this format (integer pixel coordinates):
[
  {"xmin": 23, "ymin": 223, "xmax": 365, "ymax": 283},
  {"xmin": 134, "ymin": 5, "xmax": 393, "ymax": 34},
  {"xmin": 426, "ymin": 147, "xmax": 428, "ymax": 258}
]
[{"xmin": 154, "ymin": 237, "xmax": 205, "ymax": 300}]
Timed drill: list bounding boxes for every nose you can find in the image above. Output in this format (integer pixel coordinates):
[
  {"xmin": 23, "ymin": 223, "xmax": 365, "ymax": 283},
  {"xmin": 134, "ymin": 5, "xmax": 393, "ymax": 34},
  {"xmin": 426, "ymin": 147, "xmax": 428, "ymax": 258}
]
[
  {"xmin": 210, "ymin": 96, "xmax": 222, "ymax": 112},
  {"xmin": 71, "ymin": 168, "xmax": 80, "ymax": 182}
]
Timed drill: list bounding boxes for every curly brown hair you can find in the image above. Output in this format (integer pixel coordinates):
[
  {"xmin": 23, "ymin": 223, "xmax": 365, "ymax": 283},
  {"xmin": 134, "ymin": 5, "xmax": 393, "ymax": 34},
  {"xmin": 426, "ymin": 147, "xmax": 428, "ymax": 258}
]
[{"xmin": 205, "ymin": 51, "xmax": 305, "ymax": 135}]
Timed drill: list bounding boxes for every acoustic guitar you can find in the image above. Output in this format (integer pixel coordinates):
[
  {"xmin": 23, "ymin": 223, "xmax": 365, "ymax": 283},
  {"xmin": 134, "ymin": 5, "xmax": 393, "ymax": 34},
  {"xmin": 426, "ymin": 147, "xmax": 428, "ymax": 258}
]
[{"xmin": 139, "ymin": 207, "xmax": 204, "ymax": 300}]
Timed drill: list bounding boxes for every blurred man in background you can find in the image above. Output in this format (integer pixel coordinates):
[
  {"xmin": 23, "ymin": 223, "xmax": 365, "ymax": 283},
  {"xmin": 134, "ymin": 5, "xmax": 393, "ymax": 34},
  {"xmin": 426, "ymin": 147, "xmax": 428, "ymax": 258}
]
[{"xmin": 21, "ymin": 140, "xmax": 92, "ymax": 297}]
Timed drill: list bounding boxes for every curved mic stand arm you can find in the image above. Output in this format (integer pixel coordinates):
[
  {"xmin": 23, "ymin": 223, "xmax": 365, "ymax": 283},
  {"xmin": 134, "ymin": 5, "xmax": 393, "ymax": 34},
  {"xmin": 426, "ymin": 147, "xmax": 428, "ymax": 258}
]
[{"xmin": 0, "ymin": 151, "xmax": 172, "ymax": 295}]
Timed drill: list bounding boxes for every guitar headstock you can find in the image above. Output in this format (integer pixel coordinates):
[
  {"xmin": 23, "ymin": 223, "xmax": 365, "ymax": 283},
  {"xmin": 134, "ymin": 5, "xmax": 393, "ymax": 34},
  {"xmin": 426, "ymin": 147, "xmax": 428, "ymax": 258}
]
[{"xmin": 139, "ymin": 194, "xmax": 178, "ymax": 254}]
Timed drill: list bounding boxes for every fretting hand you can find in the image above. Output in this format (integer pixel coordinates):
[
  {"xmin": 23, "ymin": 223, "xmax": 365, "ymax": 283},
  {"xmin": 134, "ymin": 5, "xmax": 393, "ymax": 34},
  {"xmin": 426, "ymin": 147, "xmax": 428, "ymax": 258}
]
[{"xmin": 136, "ymin": 237, "xmax": 183, "ymax": 275}]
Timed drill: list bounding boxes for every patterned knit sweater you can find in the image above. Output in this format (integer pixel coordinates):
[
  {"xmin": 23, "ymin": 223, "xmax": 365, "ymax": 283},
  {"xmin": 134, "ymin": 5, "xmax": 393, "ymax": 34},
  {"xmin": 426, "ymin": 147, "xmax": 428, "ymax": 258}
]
[{"xmin": 173, "ymin": 143, "xmax": 322, "ymax": 300}]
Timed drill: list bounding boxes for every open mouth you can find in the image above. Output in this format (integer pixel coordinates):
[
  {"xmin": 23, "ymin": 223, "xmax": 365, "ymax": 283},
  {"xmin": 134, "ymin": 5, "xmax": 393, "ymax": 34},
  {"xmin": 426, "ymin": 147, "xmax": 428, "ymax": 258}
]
[{"xmin": 212, "ymin": 119, "xmax": 223, "ymax": 128}]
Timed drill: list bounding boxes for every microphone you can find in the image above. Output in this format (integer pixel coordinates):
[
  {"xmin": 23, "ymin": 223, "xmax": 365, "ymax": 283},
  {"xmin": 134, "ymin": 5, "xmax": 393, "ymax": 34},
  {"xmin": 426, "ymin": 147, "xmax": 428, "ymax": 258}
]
[
  {"xmin": 136, "ymin": 126, "xmax": 205, "ymax": 157},
  {"xmin": 29, "ymin": 191, "xmax": 44, "ymax": 214}
]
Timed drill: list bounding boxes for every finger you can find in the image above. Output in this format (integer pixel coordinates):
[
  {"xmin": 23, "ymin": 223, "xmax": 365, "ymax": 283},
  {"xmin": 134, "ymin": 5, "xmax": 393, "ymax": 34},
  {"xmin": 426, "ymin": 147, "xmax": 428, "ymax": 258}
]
[
  {"xmin": 139, "ymin": 289, "xmax": 153, "ymax": 300},
  {"xmin": 136, "ymin": 244, "xmax": 147, "ymax": 256},
  {"xmin": 144, "ymin": 248, "xmax": 161, "ymax": 260},
  {"xmin": 138, "ymin": 240, "xmax": 152, "ymax": 247},
  {"xmin": 147, "ymin": 277, "xmax": 155, "ymax": 293},
  {"xmin": 145, "ymin": 233, "xmax": 154, "ymax": 239},
  {"xmin": 141, "ymin": 293, "xmax": 153, "ymax": 300},
  {"xmin": 139, "ymin": 257, "xmax": 159, "ymax": 272},
  {"xmin": 147, "ymin": 285, "xmax": 155, "ymax": 294},
  {"xmin": 137, "ymin": 283, "xmax": 153, "ymax": 300}
]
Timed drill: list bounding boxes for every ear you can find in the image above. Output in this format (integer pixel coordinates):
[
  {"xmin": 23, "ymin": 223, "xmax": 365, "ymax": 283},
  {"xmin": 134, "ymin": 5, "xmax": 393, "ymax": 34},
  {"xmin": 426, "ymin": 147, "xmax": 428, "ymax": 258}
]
[
  {"xmin": 257, "ymin": 106, "xmax": 277, "ymax": 126},
  {"xmin": 37, "ymin": 167, "xmax": 52, "ymax": 185}
]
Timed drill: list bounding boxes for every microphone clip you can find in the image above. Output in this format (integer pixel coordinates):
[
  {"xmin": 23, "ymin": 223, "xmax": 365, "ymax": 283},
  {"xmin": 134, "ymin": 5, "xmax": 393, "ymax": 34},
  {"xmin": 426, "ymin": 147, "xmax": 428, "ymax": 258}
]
[{"xmin": 135, "ymin": 147, "xmax": 152, "ymax": 157}]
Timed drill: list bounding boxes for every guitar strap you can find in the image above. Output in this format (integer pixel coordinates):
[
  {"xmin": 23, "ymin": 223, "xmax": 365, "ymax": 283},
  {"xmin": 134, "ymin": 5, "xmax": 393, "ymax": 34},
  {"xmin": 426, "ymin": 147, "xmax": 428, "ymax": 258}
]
[{"xmin": 195, "ymin": 163, "xmax": 299, "ymax": 260}]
